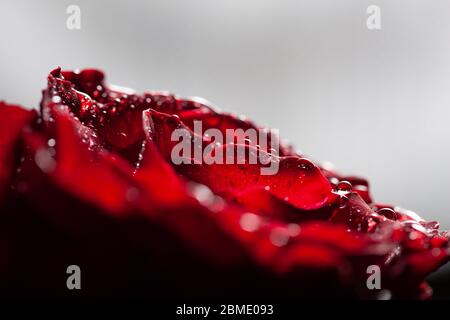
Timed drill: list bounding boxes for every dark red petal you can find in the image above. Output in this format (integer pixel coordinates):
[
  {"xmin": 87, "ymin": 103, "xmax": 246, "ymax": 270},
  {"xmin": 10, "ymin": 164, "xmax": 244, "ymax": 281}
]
[
  {"xmin": 228, "ymin": 188, "xmax": 335, "ymax": 222},
  {"xmin": 178, "ymin": 153, "xmax": 333, "ymax": 210},
  {"xmin": 144, "ymin": 108, "xmax": 333, "ymax": 210},
  {"xmin": 0, "ymin": 102, "xmax": 37, "ymax": 202}
]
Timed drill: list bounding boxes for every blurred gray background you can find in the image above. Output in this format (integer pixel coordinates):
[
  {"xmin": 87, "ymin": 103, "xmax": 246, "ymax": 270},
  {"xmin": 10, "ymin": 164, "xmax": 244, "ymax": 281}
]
[{"xmin": 1, "ymin": 0, "xmax": 449, "ymax": 230}]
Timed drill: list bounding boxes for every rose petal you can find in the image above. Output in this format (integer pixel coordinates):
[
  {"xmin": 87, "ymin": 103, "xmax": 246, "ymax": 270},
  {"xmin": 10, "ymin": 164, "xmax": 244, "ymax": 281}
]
[{"xmin": 0, "ymin": 102, "xmax": 37, "ymax": 202}]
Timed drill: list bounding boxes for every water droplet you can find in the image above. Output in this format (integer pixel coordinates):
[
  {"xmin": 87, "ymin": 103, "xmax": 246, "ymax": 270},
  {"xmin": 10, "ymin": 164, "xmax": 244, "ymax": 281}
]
[
  {"xmin": 270, "ymin": 227, "xmax": 290, "ymax": 247},
  {"xmin": 47, "ymin": 138, "xmax": 56, "ymax": 147},
  {"xmin": 409, "ymin": 231, "xmax": 420, "ymax": 241},
  {"xmin": 52, "ymin": 96, "xmax": 62, "ymax": 103},
  {"xmin": 377, "ymin": 289, "xmax": 392, "ymax": 300},
  {"xmin": 431, "ymin": 248, "xmax": 442, "ymax": 257},
  {"xmin": 377, "ymin": 208, "xmax": 398, "ymax": 220},
  {"xmin": 259, "ymin": 152, "xmax": 272, "ymax": 164},
  {"xmin": 337, "ymin": 180, "xmax": 352, "ymax": 192},
  {"xmin": 48, "ymin": 147, "xmax": 56, "ymax": 157},
  {"xmin": 126, "ymin": 187, "xmax": 139, "ymax": 202},
  {"xmin": 191, "ymin": 183, "xmax": 214, "ymax": 207},
  {"xmin": 329, "ymin": 177, "xmax": 339, "ymax": 186},
  {"xmin": 240, "ymin": 213, "xmax": 260, "ymax": 232},
  {"xmin": 287, "ymin": 223, "xmax": 301, "ymax": 236}
]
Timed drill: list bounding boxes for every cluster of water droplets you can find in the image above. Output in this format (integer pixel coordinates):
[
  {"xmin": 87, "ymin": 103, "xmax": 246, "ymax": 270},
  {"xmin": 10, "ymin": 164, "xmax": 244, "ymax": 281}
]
[
  {"xmin": 238, "ymin": 211, "xmax": 301, "ymax": 248},
  {"xmin": 331, "ymin": 178, "xmax": 449, "ymax": 253},
  {"xmin": 188, "ymin": 182, "xmax": 225, "ymax": 213}
]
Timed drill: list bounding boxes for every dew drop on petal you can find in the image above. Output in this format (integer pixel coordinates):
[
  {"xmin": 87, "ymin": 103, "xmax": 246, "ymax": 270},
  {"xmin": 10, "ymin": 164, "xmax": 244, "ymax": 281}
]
[
  {"xmin": 191, "ymin": 183, "xmax": 215, "ymax": 207},
  {"xmin": 47, "ymin": 138, "xmax": 56, "ymax": 147},
  {"xmin": 34, "ymin": 149, "xmax": 56, "ymax": 173},
  {"xmin": 377, "ymin": 208, "xmax": 398, "ymax": 220},
  {"xmin": 337, "ymin": 180, "xmax": 352, "ymax": 192},
  {"xmin": 270, "ymin": 227, "xmax": 290, "ymax": 247},
  {"xmin": 329, "ymin": 177, "xmax": 339, "ymax": 186},
  {"xmin": 431, "ymin": 248, "xmax": 442, "ymax": 257},
  {"xmin": 377, "ymin": 289, "xmax": 392, "ymax": 300},
  {"xmin": 239, "ymin": 213, "xmax": 260, "ymax": 232},
  {"xmin": 287, "ymin": 223, "xmax": 301, "ymax": 237},
  {"xmin": 321, "ymin": 161, "xmax": 335, "ymax": 171}
]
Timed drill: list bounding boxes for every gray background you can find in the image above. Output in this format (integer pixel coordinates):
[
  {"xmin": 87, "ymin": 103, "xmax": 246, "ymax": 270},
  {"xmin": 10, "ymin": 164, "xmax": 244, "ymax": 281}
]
[{"xmin": 1, "ymin": 0, "xmax": 449, "ymax": 231}]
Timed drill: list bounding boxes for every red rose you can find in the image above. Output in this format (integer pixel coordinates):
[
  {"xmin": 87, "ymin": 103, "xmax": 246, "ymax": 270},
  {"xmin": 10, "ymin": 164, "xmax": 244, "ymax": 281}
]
[{"xmin": 0, "ymin": 67, "xmax": 448, "ymax": 299}]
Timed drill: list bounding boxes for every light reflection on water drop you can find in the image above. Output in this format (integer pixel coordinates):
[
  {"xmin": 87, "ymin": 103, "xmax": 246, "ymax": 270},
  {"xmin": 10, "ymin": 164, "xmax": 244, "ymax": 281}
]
[
  {"xmin": 47, "ymin": 138, "xmax": 56, "ymax": 147},
  {"xmin": 52, "ymin": 96, "xmax": 62, "ymax": 103},
  {"xmin": 270, "ymin": 227, "xmax": 290, "ymax": 247},
  {"xmin": 239, "ymin": 213, "xmax": 260, "ymax": 232}
]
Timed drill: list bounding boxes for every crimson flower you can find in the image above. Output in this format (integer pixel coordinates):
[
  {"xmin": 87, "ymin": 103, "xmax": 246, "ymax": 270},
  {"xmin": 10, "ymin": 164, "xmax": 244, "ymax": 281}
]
[{"xmin": 0, "ymin": 68, "xmax": 448, "ymax": 299}]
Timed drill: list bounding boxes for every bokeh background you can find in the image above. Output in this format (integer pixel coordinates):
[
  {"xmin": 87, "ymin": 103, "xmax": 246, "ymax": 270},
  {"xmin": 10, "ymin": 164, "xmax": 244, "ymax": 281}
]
[{"xmin": 1, "ymin": 0, "xmax": 450, "ymax": 295}]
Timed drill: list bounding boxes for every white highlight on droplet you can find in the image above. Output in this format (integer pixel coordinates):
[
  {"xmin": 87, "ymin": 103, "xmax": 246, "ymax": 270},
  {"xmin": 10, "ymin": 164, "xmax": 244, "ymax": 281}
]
[{"xmin": 48, "ymin": 138, "xmax": 56, "ymax": 147}]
